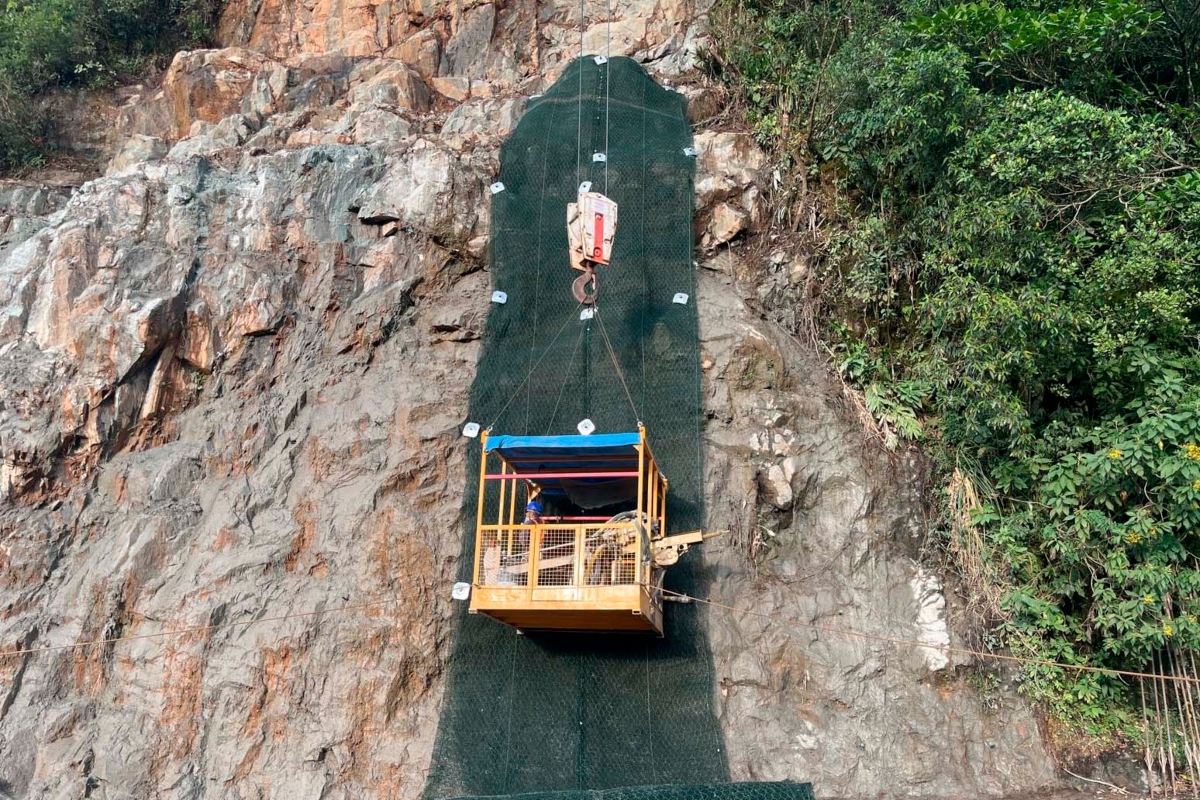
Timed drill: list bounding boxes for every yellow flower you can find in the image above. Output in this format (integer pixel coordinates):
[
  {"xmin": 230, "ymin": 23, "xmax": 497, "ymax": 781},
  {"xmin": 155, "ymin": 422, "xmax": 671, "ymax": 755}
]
[
  {"xmin": 1126, "ymin": 532, "xmax": 1142, "ymax": 544},
  {"xmin": 1189, "ymin": 615, "xmax": 1197, "ymax": 624},
  {"xmin": 1184, "ymin": 444, "xmax": 1200, "ymax": 461},
  {"xmin": 1164, "ymin": 623, "xmax": 1175, "ymax": 637},
  {"xmin": 1144, "ymin": 595, "xmax": 1156, "ymax": 604},
  {"xmin": 1192, "ymin": 479, "xmax": 1200, "ymax": 491},
  {"xmin": 1108, "ymin": 448, "xmax": 1123, "ymax": 460}
]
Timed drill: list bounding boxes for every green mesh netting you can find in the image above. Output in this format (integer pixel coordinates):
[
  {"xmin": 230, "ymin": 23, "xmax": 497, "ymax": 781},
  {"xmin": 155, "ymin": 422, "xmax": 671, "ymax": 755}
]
[
  {"xmin": 448, "ymin": 783, "xmax": 817, "ymax": 800},
  {"xmin": 424, "ymin": 56, "xmax": 781, "ymax": 799}
]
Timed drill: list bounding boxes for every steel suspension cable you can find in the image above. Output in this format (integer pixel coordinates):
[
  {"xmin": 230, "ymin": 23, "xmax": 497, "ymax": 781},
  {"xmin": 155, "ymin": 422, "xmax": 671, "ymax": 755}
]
[
  {"xmin": 576, "ymin": 0, "xmax": 585, "ymax": 185},
  {"xmin": 524, "ymin": 107, "xmax": 559, "ymax": 435},
  {"xmin": 488, "ymin": 300, "xmax": 586, "ymax": 431},
  {"xmin": 604, "ymin": 0, "xmax": 611, "ymax": 194},
  {"xmin": 594, "ymin": 307, "xmax": 642, "ymax": 424},
  {"xmin": 546, "ymin": 322, "xmax": 588, "ymax": 434}
]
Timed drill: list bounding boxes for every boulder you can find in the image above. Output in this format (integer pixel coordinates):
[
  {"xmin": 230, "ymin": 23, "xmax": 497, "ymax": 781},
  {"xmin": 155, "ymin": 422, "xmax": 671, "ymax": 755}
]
[
  {"xmin": 107, "ymin": 135, "xmax": 168, "ymax": 175},
  {"xmin": 161, "ymin": 48, "xmax": 288, "ymax": 139},
  {"xmin": 349, "ymin": 61, "xmax": 433, "ymax": 112},
  {"xmin": 432, "ymin": 76, "xmax": 472, "ymax": 102},
  {"xmin": 694, "ymin": 131, "xmax": 767, "ymax": 211},
  {"xmin": 393, "ymin": 28, "xmax": 444, "ymax": 79},
  {"xmin": 702, "ymin": 201, "xmax": 749, "ymax": 248}
]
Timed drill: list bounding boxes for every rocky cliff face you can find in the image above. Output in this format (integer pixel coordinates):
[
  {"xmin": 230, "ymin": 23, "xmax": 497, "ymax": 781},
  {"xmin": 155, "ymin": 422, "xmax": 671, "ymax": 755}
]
[{"xmin": 0, "ymin": 1, "xmax": 1065, "ymax": 797}]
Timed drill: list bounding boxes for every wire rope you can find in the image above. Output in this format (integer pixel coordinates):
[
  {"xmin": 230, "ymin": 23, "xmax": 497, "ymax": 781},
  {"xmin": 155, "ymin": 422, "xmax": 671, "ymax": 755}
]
[
  {"xmin": 546, "ymin": 323, "xmax": 588, "ymax": 434},
  {"xmin": 524, "ymin": 101, "xmax": 559, "ymax": 435},
  {"xmin": 594, "ymin": 307, "xmax": 641, "ymax": 424},
  {"xmin": 637, "ymin": 79, "xmax": 648, "ymax": 415},
  {"xmin": 488, "ymin": 300, "xmax": 586, "ymax": 431},
  {"xmin": 604, "ymin": 0, "xmax": 611, "ymax": 195},
  {"xmin": 576, "ymin": 0, "xmax": 585, "ymax": 186}
]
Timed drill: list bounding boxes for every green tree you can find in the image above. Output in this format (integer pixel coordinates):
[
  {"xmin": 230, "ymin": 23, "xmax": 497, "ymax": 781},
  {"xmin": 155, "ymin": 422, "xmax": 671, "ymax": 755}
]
[
  {"xmin": 713, "ymin": 0, "xmax": 1200, "ymax": 737},
  {"xmin": 0, "ymin": 0, "xmax": 223, "ymax": 172}
]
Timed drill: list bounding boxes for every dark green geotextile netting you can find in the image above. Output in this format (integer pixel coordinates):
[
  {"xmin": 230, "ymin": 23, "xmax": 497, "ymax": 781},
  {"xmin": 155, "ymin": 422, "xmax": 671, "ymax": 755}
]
[
  {"xmin": 423, "ymin": 56, "xmax": 746, "ymax": 799},
  {"xmin": 446, "ymin": 783, "xmax": 817, "ymax": 800}
]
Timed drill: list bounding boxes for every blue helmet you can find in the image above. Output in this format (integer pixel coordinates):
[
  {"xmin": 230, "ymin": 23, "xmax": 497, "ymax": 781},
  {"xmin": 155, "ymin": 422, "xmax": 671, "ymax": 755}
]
[{"xmin": 526, "ymin": 501, "xmax": 544, "ymax": 514}]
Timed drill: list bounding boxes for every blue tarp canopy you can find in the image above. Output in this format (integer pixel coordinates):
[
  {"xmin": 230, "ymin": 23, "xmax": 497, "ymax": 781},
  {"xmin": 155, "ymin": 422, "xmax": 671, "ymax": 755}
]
[
  {"xmin": 485, "ymin": 432, "xmax": 640, "ymax": 460},
  {"xmin": 484, "ymin": 432, "xmax": 642, "ymax": 508}
]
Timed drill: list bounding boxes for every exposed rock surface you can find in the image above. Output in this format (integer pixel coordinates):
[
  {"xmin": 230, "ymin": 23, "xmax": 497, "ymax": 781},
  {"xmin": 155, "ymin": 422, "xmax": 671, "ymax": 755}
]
[
  {"xmin": 0, "ymin": 0, "xmax": 1075, "ymax": 797},
  {"xmin": 697, "ymin": 267, "xmax": 1059, "ymax": 795}
]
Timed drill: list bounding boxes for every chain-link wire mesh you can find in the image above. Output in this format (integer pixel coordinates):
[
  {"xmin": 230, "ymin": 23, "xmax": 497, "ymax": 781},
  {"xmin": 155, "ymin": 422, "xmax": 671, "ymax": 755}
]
[
  {"xmin": 447, "ymin": 783, "xmax": 817, "ymax": 800},
  {"xmin": 424, "ymin": 56, "xmax": 749, "ymax": 799}
]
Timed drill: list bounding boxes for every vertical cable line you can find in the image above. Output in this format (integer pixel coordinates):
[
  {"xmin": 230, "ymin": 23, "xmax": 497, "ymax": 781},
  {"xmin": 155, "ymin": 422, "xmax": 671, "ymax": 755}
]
[
  {"xmin": 524, "ymin": 105, "xmax": 559, "ymax": 435},
  {"xmin": 500, "ymin": 633, "xmax": 519, "ymax": 793},
  {"xmin": 644, "ymin": 639, "xmax": 657, "ymax": 782},
  {"xmin": 638, "ymin": 79, "xmax": 648, "ymax": 414},
  {"xmin": 546, "ymin": 325, "xmax": 587, "ymax": 434},
  {"xmin": 576, "ymin": 0, "xmax": 590, "ymax": 426},
  {"xmin": 576, "ymin": 650, "xmax": 586, "ymax": 789},
  {"xmin": 576, "ymin": 0, "xmax": 585, "ymax": 185},
  {"xmin": 604, "ymin": 0, "xmax": 611, "ymax": 194}
]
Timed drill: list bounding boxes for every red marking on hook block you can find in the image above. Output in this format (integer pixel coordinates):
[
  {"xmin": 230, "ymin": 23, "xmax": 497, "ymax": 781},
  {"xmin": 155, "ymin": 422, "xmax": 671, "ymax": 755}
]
[{"xmin": 593, "ymin": 213, "xmax": 605, "ymax": 260}]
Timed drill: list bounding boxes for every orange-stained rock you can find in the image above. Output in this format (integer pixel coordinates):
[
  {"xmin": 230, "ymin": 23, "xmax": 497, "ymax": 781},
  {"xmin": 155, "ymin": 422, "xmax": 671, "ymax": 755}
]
[
  {"xmin": 392, "ymin": 28, "xmax": 444, "ymax": 78},
  {"xmin": 348, "ymin": 61, "xmax": 432, "ymax": 111},
  {"xmin": 162, "ymin": 48, "xmax": 289, "ymax": 139}
]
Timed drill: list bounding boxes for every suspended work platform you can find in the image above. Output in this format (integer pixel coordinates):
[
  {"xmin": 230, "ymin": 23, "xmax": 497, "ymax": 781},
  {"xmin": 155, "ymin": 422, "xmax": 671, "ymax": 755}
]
[{"xmin": 470, "ymin": 427, "xmax": 709, "ymax": 635}]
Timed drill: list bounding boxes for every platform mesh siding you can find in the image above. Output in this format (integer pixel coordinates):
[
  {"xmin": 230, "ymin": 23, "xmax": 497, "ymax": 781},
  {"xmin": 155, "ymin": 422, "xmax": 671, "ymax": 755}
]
[{"xmin": 423, "ymin": 57, "xmax": 732, "ymax": 799}]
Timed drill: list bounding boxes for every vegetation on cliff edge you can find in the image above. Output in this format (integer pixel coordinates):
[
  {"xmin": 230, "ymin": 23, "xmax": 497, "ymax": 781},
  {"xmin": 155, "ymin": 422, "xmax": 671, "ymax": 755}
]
[
  {"xmin": 0, "ymin": 0, "xmax": 223, "ymax": 172},
  {"xmin": 711, "ymin": 0, "xmax": 1200, "ymax": 741}
]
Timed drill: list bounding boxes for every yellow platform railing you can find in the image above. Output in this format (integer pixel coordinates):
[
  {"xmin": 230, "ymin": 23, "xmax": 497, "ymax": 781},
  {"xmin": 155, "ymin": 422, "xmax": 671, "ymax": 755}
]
[{"xmin": 474, "ymin": 522, "xmax": 648, "ymax": 595}]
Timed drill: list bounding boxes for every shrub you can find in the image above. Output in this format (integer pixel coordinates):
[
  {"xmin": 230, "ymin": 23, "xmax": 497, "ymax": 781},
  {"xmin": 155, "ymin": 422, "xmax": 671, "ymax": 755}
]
[
  {"xmin": 713, "ymin": 0, "xmax": 1200, "ymax": 736},
  {"xmin": 0, "ymin": 0, "xmax": 223, "ymax": 172}
]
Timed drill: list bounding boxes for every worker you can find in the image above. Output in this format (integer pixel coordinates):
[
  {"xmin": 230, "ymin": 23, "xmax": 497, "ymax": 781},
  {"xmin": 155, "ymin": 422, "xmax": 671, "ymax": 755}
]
[{"xmin": 513, "ymin": 500, "xmax": 542, "ymax": 556}]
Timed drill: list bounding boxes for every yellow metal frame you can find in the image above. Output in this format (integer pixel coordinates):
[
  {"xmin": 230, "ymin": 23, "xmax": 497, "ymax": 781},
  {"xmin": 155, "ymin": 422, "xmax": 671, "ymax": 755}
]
[{"xmin": 469, "ymin": 426, "xmax": 670, "ymax": 634}]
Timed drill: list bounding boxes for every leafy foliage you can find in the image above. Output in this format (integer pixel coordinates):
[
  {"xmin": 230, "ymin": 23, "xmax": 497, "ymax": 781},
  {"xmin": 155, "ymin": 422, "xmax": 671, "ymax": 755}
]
[
  {"xmin": 907, "ymin": 1, "xmax": 1162, "ymax": 101},
  {"xmin": 0, "ymin": 0, "xmax": 223, "ymax": 171},
  {"xmin": 713, "ymin": 0, "xmax": 1200, "ymax": 734}
]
